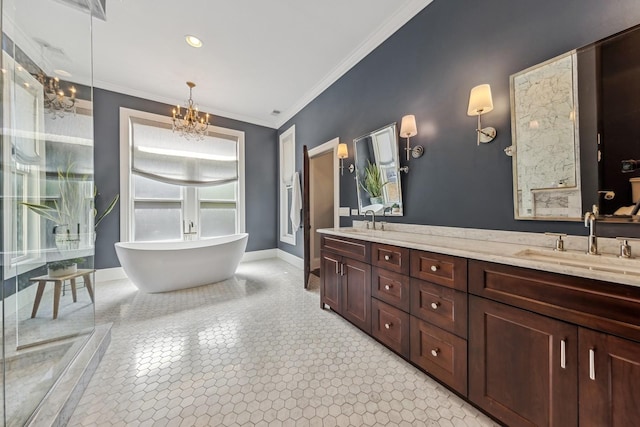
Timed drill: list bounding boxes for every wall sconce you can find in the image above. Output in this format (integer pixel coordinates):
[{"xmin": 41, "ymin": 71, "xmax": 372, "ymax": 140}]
[
  {"xmin": 400, "ymin": 114, "xmax": 424, "ymax": 165},
  {"xmin": 467, "ymin": 84, "xmax": 496, "ymax": 145},
  {"xmin": 337, "ymin": 143, "xmax": 353, "ymax": 175}
]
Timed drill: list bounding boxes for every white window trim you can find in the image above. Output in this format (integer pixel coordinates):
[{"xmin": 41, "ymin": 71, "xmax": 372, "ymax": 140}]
[
  {"xmin": 119, "ymin": 107, "xmax": 245, "ymax": 242},
  {"xmin": 2, "ymin": 52, "xmax": 45, "ymax": 278},
  {"xmin": 279, "ymin": 125, "xmax": 296, "ymax": 245}
]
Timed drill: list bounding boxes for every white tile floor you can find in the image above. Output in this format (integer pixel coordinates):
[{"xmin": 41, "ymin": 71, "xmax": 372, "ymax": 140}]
[{"xmin": 68, "ymin": 259, "xmax": 498, "ymax": 426}]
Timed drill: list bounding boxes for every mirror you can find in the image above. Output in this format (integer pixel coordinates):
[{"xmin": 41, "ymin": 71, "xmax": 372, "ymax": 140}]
[
  {"xmin": 510, "ymin": 51, "xmax": 583, "ymax": 219},
  {"xmin": 354, "ymin": 123, "xmax": 403, "ymax": 216},
  {"xmin": 510, "ymin": 23, "xmax": 640, "ymax": 222}
]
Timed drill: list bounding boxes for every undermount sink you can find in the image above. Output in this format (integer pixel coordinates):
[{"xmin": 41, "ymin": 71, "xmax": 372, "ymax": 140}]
[{"xmin": 515, "ymin": 248, "xmax": 640, "ymax": 276}]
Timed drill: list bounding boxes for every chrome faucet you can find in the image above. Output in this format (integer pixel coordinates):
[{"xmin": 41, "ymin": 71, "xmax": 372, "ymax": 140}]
[
  {"xmin": 584, "ymin": 205, "xmax": 599, "ymax": 255},
  {"xmin": 364, "ymin": 209, "xmax": 376, "ymax": 230},
  {"xmin": 380, "ymin": 207, "xmax": 392, "ymax": 231}
]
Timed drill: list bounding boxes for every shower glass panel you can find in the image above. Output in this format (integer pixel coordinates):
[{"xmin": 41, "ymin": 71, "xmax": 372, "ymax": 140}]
[{"xmin": 2, "ymin": 0, "xmax": 95, "ymax": 424}]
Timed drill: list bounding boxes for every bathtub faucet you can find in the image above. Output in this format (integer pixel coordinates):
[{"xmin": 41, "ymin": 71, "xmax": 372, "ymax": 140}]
[{"xmin": 183, "ymin": 220, "xmax": 197, "ymax": 240}]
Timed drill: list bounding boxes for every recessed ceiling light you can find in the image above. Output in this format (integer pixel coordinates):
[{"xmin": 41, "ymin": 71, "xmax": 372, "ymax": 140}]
[
  {"xmin": 54, "ymin": 69, "xmax": 72, "ymax": 78},
  {"xmin": 185, "ymin": 35, "xmax": 203, "ymax": 48}
]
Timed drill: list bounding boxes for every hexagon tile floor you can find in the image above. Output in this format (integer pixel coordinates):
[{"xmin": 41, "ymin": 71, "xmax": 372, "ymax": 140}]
[{"xmin": 68, "ymin": 259, "xmax": 499, "ymax": 427}]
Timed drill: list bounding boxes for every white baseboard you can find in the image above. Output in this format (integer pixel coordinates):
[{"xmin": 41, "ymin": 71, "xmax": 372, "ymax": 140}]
[
  {"xmin": 95, "ymin": 267, "xmax": 126, "ymax": 283},
  {"xmin": 277, "ymin": 249, "xmax": 304, "ymax": 269},
  {"xmin": 241, "ymin": 249, "xmax": 277, "ymax": 262}
]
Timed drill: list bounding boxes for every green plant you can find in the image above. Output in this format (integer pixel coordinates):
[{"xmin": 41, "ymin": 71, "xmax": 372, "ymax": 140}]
[
  {"xmin": 48, "ymin": 257, "xmax": 85, "ymax": 271},
  {"xmin": 359, "ymin": 160, "xmax": 384, "ymax": 198},
  {"xmin": 21, "ymin": 164, "xmax": 118, "ymax": 231},
  {"xmin": 22, "ymin": 165, "xmax": 86, "ymax": 227}
]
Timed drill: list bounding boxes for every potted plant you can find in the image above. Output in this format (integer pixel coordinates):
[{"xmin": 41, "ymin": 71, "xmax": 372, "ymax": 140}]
[
  {"xmin": 359, "ymin": 160, "xmax": 385, "ymax": 205},
  {"xmin": 47, "ymin": 257, "xmax": 85, "ymax": 277},
  {"xmin": 22, "ymin": 164, "xmax": 119, "ymax": 250}
]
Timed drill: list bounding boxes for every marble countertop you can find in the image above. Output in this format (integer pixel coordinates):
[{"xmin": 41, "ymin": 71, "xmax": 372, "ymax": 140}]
[{"xmin": 318, "ymin": 223, "xmax": 640, "ymax": 288}]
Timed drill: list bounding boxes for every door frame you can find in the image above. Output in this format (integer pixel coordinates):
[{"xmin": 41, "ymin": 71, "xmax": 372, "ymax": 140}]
[{"xmin": 305, "ymin": 137, "xmax": 340, "ymax": 286}]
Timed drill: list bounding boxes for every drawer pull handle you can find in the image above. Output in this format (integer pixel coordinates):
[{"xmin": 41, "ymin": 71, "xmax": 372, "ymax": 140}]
[
  {"xmin": 431, "ymin": 302, "xmax": 440, "ymax": 310},
  {"xmin": 431, "ymin": 348, "xmax": 440, "ymax": 357},
  {"xmin": 384, "ymin": 255, "xmax": 391, "ymax": 261},
  {"xmin": 430, "ymin": 265, "xmax": 439, "ymax": 272},
  {"xmin": 560, "ymin": 339, "xmax": 566, "ymax": 369},
  {"xmin": 589, "ymin": 349, "xmax": 596, "ymax": 380},
  {"xmin": 384, "ymin": 323, "xmax": 392, "ymax": 329},
  {"xmin": 384, "ymin": 284, "xmax": 392, "ymax": 291}
]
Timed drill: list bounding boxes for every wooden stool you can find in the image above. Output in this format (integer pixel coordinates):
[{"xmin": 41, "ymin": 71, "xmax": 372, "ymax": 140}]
[{"xmin": 29, "ymin": 269, "xmax": 95, "ymax": 319}]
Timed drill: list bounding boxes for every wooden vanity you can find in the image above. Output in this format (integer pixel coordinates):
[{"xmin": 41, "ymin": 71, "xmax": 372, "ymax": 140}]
[{"xmin": 319, "ymin": 231, "xmax": 640, "ymax": 427}]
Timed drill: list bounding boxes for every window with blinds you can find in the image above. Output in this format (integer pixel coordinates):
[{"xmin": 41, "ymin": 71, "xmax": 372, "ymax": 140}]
[{"xmin": 120, "ymin": 108, "xmax": 245, "ymax": 242}]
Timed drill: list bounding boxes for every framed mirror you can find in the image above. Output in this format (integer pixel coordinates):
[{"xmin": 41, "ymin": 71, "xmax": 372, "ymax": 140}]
[
  {"xmin": 353, "ymin": 123, "xmax": 403, "ymax": 216},
  {"xmin": 510, "ymin": 51, "xmax": 582, "ymax": 220},
  {"xmin": 510, "ymin": 23, "xmax": 640, "ymax": 222}
]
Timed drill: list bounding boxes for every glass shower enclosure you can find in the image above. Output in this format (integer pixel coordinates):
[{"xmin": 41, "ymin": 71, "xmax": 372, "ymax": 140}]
[{"xmin": 2, "ymin": 0, "xmax": 96, "ymax": 424}]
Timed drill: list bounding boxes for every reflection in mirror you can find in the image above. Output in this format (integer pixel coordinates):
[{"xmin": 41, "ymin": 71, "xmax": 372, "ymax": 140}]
[
  {"xmin": 510, "ymin": 51, "xmax": 582, "ymax": 219},
  {"xmin": 354, "ymin": 123, "xmax": 403, "ymax": 216},
  {"xmin": 510, "ymin": 22, "xmax": 640, "ymax": 222}
]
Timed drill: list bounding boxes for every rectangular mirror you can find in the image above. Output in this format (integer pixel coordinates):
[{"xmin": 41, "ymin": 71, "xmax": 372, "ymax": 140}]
[
  {"xmin": 354, "ymin": 123, "xmax": 403, "ymax": 216},
  {"xmin": 510, "ymin": 51, "xmax": 583, "ymax": 219},
  {"xmin": 510, "ymin": 22, "xmax": 640, "ymax": 222}
]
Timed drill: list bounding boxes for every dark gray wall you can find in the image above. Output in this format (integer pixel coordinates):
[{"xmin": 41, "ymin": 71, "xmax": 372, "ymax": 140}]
[
  {"xmin": 278, "ymin": 0, "xmax": 640, "ymax": 258},
  {"xmin": 94, "ymin": 88, "xmax": 277, "ymax": 269}
]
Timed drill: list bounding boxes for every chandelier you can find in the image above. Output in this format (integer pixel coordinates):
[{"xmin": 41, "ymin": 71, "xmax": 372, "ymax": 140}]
[
  {"xmin": 172, "ymin": 81, "xmax": 210, "ymax": 140},
  {"xmin": 36, "ymin": 73, "xmax": 77, "ymax": 119}
]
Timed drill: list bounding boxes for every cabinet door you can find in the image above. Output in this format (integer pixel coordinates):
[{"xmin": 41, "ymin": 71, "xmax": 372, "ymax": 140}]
[
  {"xmin": 469, "ymin": 296, "xmax": 578, "ymax": 427},
  {"xmin": 320, "ymin": 251, "xmax": 341, "ymax": 311},
  {"xmin": 579, "ymin": 328, "xmax": 640, "ymax": 426},
  {"xmin": 341, "ymin": 258, "xmax": 371, "ymax": 333}
]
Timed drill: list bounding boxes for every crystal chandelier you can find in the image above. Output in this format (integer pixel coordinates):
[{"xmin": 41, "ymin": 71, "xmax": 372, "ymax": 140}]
[
  {"xmin": 36, "ymin": 73, "xmax": 76, "ymax": 119},
  {"xmin": 172, "ymin": 81, "xmax": 210, "ymax": 140}
]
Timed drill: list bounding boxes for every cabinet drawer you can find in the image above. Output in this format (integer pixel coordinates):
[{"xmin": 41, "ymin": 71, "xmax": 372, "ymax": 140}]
[
  {"xmin": 372, "ymin": 299, "xmax": 410, "ymax": 358},
  {"xmin": 410, "ymin": 316, "xmax": 467, "ymax": 396},
  {"xmin": 372, "ymin": 243, "xmax": 410, "ymax": 275},
  {"xmin": 410, "ymin": 250, "xmax": 467, "ymax": 291},
  {"xmin": 410, "ymin": 279, "xmax": 467, "ymax": 338},
  {"xmin": 371, "ymin": 267, "xmax": 410, "ymax": 312},
  {"xmin": 321, "ymin": 235, "xmax": 370, "ymax": 263},
  {"xmin": 469, "ymin": 260, "xmax": 640, "ymax": 343}
]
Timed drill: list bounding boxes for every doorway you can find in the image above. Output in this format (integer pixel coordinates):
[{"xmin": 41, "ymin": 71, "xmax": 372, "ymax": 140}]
[{"xmin": 305, "ymin": 138, "xmax": 340, "ymax": 285}]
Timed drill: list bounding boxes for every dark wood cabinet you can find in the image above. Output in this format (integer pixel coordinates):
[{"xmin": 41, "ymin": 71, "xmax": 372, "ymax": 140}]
[
  {"xmin": 320, "ymin": 237, "xmax": 371, "ymax": 334},
  {"xmin": 578, "ymin": 328, "xmax": 640, "ymax": 427},
  {"xmin": 469, "ymin": 296, "xmax": 578, "ymax": 426},
  {"xmin": 321, "ymin": 233, "xmax": 640, "ymax": 426},
  {"xmin": 411, "ymin": 316, "xmax": 468, "ymax": 395},
  {"xmin": 371, "ymin": 298, "xmax": 410, "ymax": 358},
  {"xmin": 341, "ymin": 258, "xmax": 371, "ymax": 332}
]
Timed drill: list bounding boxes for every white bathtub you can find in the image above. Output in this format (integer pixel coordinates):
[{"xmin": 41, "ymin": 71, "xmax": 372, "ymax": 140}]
[{"xmin": 114, "ymin": 233, "xmax": 248, "ymax": 293}]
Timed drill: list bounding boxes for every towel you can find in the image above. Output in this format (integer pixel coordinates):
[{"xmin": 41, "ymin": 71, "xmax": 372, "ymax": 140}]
[{"xmin": 290, "ymin": 171, "xmax": 303, "ymax": 231}]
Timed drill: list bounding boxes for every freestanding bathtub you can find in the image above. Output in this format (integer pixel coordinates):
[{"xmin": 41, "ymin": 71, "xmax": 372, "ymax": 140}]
[{"xmin": 114, "ymin": 233, "xmax": 248, "ymax": 293}]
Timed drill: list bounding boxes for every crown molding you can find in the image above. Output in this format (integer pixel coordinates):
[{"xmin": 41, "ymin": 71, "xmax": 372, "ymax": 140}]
[
  {"xmin": 275, "ymin": 0, "xmax": 433, "ymax": 129},
  {"xmin": 93, "ymin": 79, "xmax": 279, "ymax": 129}
]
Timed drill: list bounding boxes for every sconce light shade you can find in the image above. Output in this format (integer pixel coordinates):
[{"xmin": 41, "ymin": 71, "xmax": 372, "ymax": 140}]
[
  {"xmin": 467, "ymin": 84, "xmax": 494, "ymax": 116},
  {"xmin": 400, "ymin": 115, "xmax": 418, "ymax": 138},
  {"xmin": 467, "ymin": 84, "xmax": 496, "ymax": 145},
  {"xmin": 337, "ymin": 143, "xmax": 349, "ymax": 159}
]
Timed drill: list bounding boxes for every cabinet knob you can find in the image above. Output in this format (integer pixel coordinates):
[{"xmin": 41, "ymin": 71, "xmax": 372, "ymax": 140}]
[
  {"xmin": 431, "ymin": 348, "xmax": 440, "ymax": 357},
  {"xmin": 430, "ymin": 265, "xmax": 439, "ymax": 272},
  {"xmin": 384, "ymin": 254, "xmax": 391, "ymax": 261},
  {"xmin": 384, "ymin": 284, "xmax": 392, "ymax": 291},
  {"xmin": 384, "ymin": 323, "xmax": 392, "ymax": 329},
  {"xmin": 431, "ymin": 302, "xmax": 440, "ymax": 310}
]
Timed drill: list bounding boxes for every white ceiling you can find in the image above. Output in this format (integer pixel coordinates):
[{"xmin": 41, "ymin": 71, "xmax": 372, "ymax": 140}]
[{"xmin": 9, "ymin": 0, "xmax": 433, "ymax": 129}]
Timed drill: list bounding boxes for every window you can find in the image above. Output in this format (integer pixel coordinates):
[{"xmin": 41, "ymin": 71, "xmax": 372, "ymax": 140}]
[
  {"xmin": 2, "ymin": 52, "xmax": 45, "ymax": 276},
  {"xmin": 119, "ymin": 108, "xmax": 245, "ymax": 242},
  {"xmin": 279, "ymin": 125, "xmax": 296, "ymax": 245}
]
